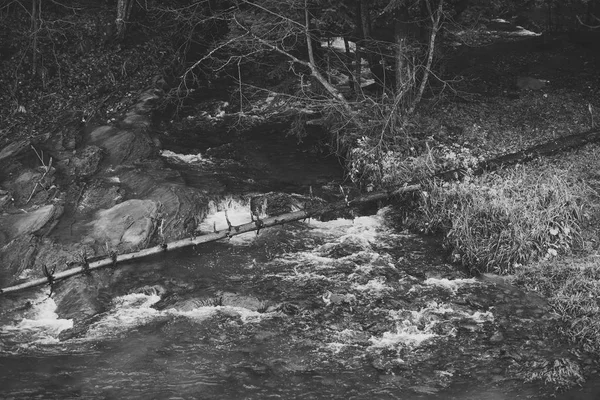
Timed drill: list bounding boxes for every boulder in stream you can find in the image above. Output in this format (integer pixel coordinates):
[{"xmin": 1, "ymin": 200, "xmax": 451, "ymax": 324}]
[
  {"xmin": 86, "ymin": 199, "xmax": 158, "ymax": 251},
  {"xmin": 0, "ymin": 204, "xmax": 61, "ymax": 247},
  {"xmin": 88, "ymin": 126, "xmax": 155, "ymax": 166}
]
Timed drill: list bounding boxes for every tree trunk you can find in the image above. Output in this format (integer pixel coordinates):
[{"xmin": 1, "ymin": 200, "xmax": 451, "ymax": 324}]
[
  {"xmin": 344, "ymin": 36, "xmax": 355, "ymax": 94},
  {"xmin": 31, "ymin": 0, "xmax": 40, "ymax": 76},
  {"xmin": 353, "ymin": 0, "xmax": 365, "ymax": 95},
  {"xmin": 359, "ymin": 0, "xmax": 371, "ymax": 40},
  {"xmin": 300, "ymin": 4, "xmax": 350, "ymax": 110},
  {"xmin": 393, "ymin": 12, "xmax": 409, "ymax": 94},
  {"xmin": 305, "ymin": 6, "xmax": 324, "ymax": 94},
  {"xmin": 408, "ymin": 0, "xmax": 444, "ymax": 115},
  {"xmin": 232, "ymin": 1, "xmax": 353, "ymax": 110},
  {"xmin": 116, "ymin": 0, "xmax": 134, "ymax": 41},
  {"xmin": 358, "ymin": 0, "xmax": 377, "ymax": 70}
]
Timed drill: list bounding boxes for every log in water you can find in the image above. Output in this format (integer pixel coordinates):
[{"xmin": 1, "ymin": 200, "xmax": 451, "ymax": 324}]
[{"xmin": 0, "ymin": 184, "xmax": 421, "ymax": 294}]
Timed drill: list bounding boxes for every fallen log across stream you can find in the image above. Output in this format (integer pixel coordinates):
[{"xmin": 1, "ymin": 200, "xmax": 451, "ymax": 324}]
[
  {"xmin": 4, "ymin": 127, "xmax": 600, "ymax": 295},
  {"xmin": 0, "ymin": 184, "xmax": 421, "ymax": 295}
]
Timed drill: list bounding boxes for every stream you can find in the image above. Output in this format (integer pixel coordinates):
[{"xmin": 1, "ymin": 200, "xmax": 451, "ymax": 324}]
[{"xmin": 0, "ymin": 121, "xmax": 599, "ymax": 399}]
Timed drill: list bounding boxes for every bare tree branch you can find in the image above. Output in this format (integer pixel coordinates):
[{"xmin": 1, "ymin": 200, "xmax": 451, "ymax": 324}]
[
  {"xmin": 577, "ymin": 14, "xmax": 600, "ymax": 29},
  {"xmin": 408, "ymin": 0, "xmax": 444, "ymax": 115},
  {"xmin": 232, "ymin": 13, "xmax": 352, "ymax": 113}
]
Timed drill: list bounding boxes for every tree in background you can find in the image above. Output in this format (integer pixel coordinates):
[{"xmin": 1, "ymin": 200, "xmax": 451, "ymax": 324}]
[
  {"xmin": 2, "ymin": 0, "xmax": 599, "ymax": 187},
  {"xmin": 178, "ymin": 0, "xmax": 446, "ymax": 161}
]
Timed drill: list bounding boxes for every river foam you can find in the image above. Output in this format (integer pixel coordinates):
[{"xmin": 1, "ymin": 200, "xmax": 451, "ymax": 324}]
[
  {"xmin": 0, "ymin": 291, "xmax": 73, "ymax": 347},
  {"xmin": 200, "ymin": 196, "xmax": 261, "ymax": 244}
]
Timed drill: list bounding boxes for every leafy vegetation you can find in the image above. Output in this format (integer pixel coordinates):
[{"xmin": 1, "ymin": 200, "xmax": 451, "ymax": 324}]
[
  {"xmin": 523, "ymin": 357, "xmax": 585, "ymax": 391},
  {"xmin": 517, "ymin": 257, "xmax": 600, "ymax": 353},
  {"xmin": 404, "ymin": 161, "xmax": 591, "ymax": 274}
]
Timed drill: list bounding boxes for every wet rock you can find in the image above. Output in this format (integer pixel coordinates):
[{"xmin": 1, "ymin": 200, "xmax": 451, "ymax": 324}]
[
  {"xmin": 146, "ymin": 184, "xmax": 208, "ymax": 241},
  {"xmin": 77, "ymin": 179, "xmax": 124, "ymax": 213},
  {"xmin": 88, "ymin": 125, "xmax": 114, "ymax": 143},
  {"xmin": 86, "ymin": 199, "xmax": 158, "ymax": 251},
  {"xmin": 459, "ymin": 322, "xmax": 483, "ymax": 333},
  {"xmin": 277, "ymin": 302, "xmax": 300, "ymax": 315},
  {"xmin": 122, "ymin": 113, "xmax": 151, "ymax": 129},
  {"xmin": 151, "ymin": 293, "xmax": 183, "ymax": 310},
  {"xmin": 57, "ymin": 293, "xmax": 113, "ymax": 341},
  {"xmin": 134, "ymin": 284, "xmax": 166, "ymax": 297},
  {"xmin": 34, "ymin": 240, "xmax": 93, "ymax": 277},
  {"xmin": 254, "ymin": 330, "xmax": 277, "ymax": 341},
  {"xmin": 152, "ymin": 75, "xmax": 170, "ymax": 92},
  {"xmin": 88, "ymin": 126, "xmax": 154, "ymax": 165},
  {"xmin": 0, "ymin": 189, "xmax": 12, "ymax": 210},
  {"xmin": 40, "ymin": 111, "xmax": 85, "ymax": 152},
  {"xmin": 152, "ymin": 291, "xmax": 271, "ymax": 314},
  {"xmin": 250, "ymin": 192, "xmax": 325, "ymax": 216},
  {"xmin": 370, "ymin": 357, "xmax": 388, "ymax": 371},
  {"xmin": 268, "ymin": 357, "xmax": 312, "ymax": 374},
  {"xmin": 53, "ymin": 277, "xmax": 112, "ymax": 321},
  {"xmin": 379, "ymin": 374, "xmax": 410, "ymax": 387},
  {"xmin": 4, "ymin": 167, "xmax": 56, "ymax": 206},
  {"xmin": 58, "ymin": 321, "xmax": 91, "ymax": 341},
  {"xmin": 105, "ymin": 131, "xmax": 155, "ymax": 165},
  {"xmin": 370, "ymin": 356, "xmax": 405, "ymax": 372},
  {"xmin": 322, "ymin": 291, "xmax": 356, "ymax": 306},
  {"xmin": 0, "ymin": 204, "xmax": 60, "ymax": 246},
  {"xmin": 480, "ymin": 273, "xmax": 516, "ymax": 286},
  {"xmin": 221, "ymin": 292, "xmax": 266, "ymax": 311},
  {"xmin": 490, "ymin": 330, "xmax": 504, "ymax": 343},
  {"xmin": 0, "ymin": 235, "xmax": 40, "ymax": 286},
  {"xmin": 0, "ymin": 139, "xmax": 30, "ymax": 162},
  {"xmin": 410, "ymin": 384, "xmax": 439, "ymax": 395},
  {"xmin": 318, "ymin": 236, "xmax": 372, "ymax": 259},
  {"xmin": 153, "ymin": 294, "xmax": 223, "ymax": 311},
  {"xmin": 70, "ymin": 146, "xmax": 104, "ymax": 177},
  {"xmin": 122, "ymin": 89, "xmax": 161, "ymax": 129}
]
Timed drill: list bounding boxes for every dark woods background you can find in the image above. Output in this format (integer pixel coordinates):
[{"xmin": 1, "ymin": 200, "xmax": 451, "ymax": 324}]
[{"xmin": 0, "ymin": 0, "xmax": 598, "ymax": 154}]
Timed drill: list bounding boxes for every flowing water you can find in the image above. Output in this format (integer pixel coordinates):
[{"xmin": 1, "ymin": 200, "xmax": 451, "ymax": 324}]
[{"xmin": 1, "ymin": 125, "xmax": 599, "ymax": 399}]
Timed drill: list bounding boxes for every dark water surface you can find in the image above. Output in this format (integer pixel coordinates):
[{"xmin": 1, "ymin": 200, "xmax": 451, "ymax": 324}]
[{"xmin": 1, "ymin": 125, "xmax": 599, "ymax": 399}]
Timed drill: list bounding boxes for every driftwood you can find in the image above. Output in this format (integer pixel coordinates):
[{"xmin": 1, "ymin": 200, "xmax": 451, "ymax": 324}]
[{"xmin": 0, "ymin": 185, "xmax": 421, "ymax": 295}]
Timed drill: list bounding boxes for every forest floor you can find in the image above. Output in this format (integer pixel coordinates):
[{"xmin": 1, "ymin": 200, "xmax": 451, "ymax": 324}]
[{"xmin": 420, "ymin": 29, "xmax": 600, "ymax": 247}]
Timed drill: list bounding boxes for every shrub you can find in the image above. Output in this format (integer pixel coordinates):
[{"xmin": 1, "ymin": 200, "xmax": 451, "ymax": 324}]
[{"xmin": 348, "ymin": 137, "xmax": 480, "ymax": 191}]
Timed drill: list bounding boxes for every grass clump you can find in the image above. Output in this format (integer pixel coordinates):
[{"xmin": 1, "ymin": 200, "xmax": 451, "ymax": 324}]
[
  {"xmin": 516, "ymin": 258, "xmax": 600, "ymax": 353},
  {"xmin": 522, "ymin": 357, "xmax": 585, "ymax": 391},
  {"xmin": 405, "ymin": 162, "xmax": 590, "ymax": 274}
]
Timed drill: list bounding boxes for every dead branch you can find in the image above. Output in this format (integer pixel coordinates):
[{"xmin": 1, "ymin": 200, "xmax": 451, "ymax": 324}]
[
  {"xmin": 26, "ymin": 145, "xmax": 53, "ymax": 203},
  {"xmin": 577, "ymin": 14, "xmax": 600, "ymax": 29}
]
